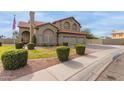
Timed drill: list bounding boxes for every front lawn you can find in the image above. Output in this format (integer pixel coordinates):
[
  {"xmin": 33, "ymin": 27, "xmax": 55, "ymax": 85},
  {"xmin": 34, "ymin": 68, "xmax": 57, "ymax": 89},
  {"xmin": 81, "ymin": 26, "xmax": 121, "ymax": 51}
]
[{"xmin": 0, "ymin": 45, "xmax": 76, "ymax": 60}]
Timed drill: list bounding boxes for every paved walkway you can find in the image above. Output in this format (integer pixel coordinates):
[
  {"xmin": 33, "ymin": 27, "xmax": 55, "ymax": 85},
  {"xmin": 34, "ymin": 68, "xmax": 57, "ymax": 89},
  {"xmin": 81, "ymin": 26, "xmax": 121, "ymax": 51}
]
[{"xmin": 14, "ymin": 45, "xmax": 124, "ymax": 81}]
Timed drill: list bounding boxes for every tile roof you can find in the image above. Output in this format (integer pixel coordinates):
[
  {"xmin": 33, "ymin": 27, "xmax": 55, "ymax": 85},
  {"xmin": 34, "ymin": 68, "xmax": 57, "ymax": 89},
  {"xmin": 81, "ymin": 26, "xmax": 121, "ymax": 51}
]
[
  {"xmin": 112, "ymin": 30, "xmax": 124, "ymax": 34},
  {"xmin": 18, "ymin": 21, "xmax": 46, "ymax": 28},
  {"xmin": 18, "ymin": 17, "xmax": 81, "ymax": 28},
  {"xmin": 52, "ymin": 17, "xmax": 81, "ymax": 27},
  {"xmin": 35, "ymin": 23, "xmax": 59, "ymax": 29}
]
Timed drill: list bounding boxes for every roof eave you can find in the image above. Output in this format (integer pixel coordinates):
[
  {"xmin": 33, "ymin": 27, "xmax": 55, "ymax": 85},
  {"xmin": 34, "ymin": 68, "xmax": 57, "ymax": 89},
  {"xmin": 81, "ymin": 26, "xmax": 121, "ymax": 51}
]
[{"xmin": 58, "ymin": 31, "xmax": 85, "ymax": 35}]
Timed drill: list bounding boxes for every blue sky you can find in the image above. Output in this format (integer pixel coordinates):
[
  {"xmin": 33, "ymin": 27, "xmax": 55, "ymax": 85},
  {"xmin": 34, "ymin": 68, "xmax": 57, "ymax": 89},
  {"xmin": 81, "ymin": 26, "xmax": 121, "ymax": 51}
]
[{"xmin": 1, "ymin": 11, "xmax": 124, "ymax": 38}]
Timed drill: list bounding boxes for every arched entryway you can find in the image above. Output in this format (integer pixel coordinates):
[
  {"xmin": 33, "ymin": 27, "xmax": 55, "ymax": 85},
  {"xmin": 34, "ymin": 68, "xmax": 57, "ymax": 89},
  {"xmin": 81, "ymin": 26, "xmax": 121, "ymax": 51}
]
[
  {"xmin": 43, "ymin": 29, "xmax": 55, "ymax": 45},
  {"xmin": 21, "ymin": 31, "xmax": 30, "ymax": 44}
]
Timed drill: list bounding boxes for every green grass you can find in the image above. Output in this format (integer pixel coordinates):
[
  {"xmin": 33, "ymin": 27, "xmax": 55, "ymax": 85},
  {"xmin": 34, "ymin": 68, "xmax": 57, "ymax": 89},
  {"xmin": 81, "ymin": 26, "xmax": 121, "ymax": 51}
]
[
  {"xmin": 0, "ymin": 45, "xmax": 76, "ymax": 60},
  {"xmin": 28, "ymin": 49, "xmax": 57, "ymax": 59},
  {"xmin": 0, "ymin": 45, "xmax": 15, "ymax": 57}
]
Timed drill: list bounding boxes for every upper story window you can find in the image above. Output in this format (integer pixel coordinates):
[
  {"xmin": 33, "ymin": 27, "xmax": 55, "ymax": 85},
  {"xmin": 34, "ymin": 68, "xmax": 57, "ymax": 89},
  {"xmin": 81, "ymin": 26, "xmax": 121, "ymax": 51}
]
[
  {"xmin": 72, "ymin": 23, "xmax": 77, "ymax": 32},
  {"xmin": 64, "ymin": 22, "xmax": 70, "ymax": 30}
]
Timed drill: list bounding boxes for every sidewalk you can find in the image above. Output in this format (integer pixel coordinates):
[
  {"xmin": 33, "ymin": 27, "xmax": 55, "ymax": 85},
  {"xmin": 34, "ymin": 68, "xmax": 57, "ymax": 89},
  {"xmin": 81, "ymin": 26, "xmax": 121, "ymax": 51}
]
[{"xmin": 14, "ymin": 46, "xmax": 124, "ymax": 81}]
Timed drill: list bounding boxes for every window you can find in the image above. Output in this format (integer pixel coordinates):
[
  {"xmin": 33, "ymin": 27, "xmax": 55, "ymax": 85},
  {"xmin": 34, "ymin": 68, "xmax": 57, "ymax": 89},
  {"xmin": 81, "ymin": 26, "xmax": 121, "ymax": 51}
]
[
  {"xmin": 119, "ymin": 33, "xmax": 122, "ymax": 37},
  {"xmin": 113, "ymin": 34, "xmax": 116, "ymax": 37},
  {"xmin": 64, "ymin": 22, "xmax": 70, "ymax": 30},
  {"xmin": 72, "ymin": 23, "xmax": 77, "ymax": 31}
]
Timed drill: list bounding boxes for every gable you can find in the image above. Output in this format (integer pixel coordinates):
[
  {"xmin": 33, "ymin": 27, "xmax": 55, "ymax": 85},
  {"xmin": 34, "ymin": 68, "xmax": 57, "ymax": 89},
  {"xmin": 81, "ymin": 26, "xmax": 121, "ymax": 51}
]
[
  {"xmin": 53, "ymin": 17, "xmax": 81, "ymax": 27},
  {"xmin": 36, "ymin": 23, "xmax": 59, "ymax": 30},
  {"xmin": 36, "ymin": 23, "xmax": 59, "ymax": 34}
]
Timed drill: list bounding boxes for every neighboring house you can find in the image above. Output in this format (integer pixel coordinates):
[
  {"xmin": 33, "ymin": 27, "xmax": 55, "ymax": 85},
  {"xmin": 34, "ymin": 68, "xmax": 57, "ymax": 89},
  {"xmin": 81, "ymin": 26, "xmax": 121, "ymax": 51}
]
[
  {"xmin": 112, "ymin": 30, "xmax": 124, "ymax": 39},
  {"xmin": 18, "ymin": 17, "xmax": 86, "ymax": 45}
]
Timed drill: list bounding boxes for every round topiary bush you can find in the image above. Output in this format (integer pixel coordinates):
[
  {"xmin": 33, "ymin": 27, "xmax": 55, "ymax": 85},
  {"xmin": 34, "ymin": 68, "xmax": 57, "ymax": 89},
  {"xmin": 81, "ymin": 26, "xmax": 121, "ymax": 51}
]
[
  {"xmin": 27, "ymin": 43, "xmax": 35, "ymax": 50},
  {"xmin": 75, "ymin": 44, "xmax": 85, "ymax": 55},
  {"xmin": 56, "ymin": 46, "xmax": 70, "ymax": 62},
  {"xmin": 1, "ymin": 49, "xmax": 28, "ymax": 70},
  {"xmin": 15, "ymin": 42, "xmax": 24, "ymax": 49},
  {"xmin": 63, "ymin": 42, "xmax": 68, "ymax": 46},
  {"xmin": 0, "ymin": 42, "xmax": 2, "ymax": 46}
]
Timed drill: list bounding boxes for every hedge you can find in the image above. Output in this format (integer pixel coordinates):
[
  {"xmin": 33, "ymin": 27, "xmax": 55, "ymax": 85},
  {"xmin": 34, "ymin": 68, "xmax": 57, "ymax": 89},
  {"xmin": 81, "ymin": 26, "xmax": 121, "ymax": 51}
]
[
  {"xmin": 63, "ymin": 42, "xmax": 68, "ymax": 46},
  {"xmin": 1, "ymin": 49, "xmax": 28, "ymax": 70},
  {"xmin": 56, "ymin": 46, "xmax": 70, "ymax": 62},
  {"xmin": 15, "ymin": 42, "xmax": 24, "ymax": 49},
  {"xmin": 27, "ymin": 43, "xmax": 35, "ymax": 50},
  {"xmin": 75, "ymin": 44, "xmax": 85, "ymax": 55}
]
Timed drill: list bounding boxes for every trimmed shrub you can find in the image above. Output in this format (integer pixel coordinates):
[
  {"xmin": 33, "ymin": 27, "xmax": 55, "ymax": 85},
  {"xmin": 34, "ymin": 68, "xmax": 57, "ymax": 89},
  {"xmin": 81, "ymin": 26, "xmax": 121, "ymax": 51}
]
[
  {"xmin": 1, "ymin": 49, "xmax": 28, "ymax": 70},
  {"xmin": 0, "ymin": 42, "xmax": 2, "ymax": 46},
  {"xmin": 32, "ymin": 35, "xmax": 37, "ymax": 46},
  {"xmin": 42, "ymin": 43, "xmax": 54, "ymax": 47},
  {"xmin": 56, "ymin": 46, "xmax": 70, "ymax": 62},
  {"xmin": 63, "ymin": 42, "xmax": 68, "ymax": 46},
  {"xmin": 15, "ymin": 42, "xmax": 24, "ymax": 49},
  {"xmin": 27, "ymin": 43, "xmax": 35, "ymax": 50},
  {"xmin": 75, "ymin": 44, "xmax": 85, "ymax": 55}
]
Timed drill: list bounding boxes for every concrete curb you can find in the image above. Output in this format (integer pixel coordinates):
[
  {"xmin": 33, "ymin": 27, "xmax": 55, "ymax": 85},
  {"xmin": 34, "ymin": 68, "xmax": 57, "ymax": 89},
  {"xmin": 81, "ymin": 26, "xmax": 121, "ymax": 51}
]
[
  {"xmin": 67, "ymin": 54, "xmax": 112, "ymax": 81},
  {"xmin": 68, "ymin": 49, "xmax": 124, "ymax": 81}
]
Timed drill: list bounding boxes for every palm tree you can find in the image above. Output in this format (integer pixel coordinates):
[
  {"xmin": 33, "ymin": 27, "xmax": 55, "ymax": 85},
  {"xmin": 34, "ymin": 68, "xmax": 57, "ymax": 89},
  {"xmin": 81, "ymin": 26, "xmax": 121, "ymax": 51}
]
[{"xmin": 29, "ymin": 11, "xmax": 35, "ymax": 43}]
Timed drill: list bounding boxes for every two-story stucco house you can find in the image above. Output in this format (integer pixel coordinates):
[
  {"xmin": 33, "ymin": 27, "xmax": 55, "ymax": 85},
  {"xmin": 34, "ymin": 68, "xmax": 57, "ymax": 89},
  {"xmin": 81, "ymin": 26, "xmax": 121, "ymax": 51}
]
[
  {"xmin": 18, "ymin": 17, "xmax": 86, "ymax": 45},
  {"xmin": 112, "ymin": 30, "xmax": 124, "ymax": 39}
]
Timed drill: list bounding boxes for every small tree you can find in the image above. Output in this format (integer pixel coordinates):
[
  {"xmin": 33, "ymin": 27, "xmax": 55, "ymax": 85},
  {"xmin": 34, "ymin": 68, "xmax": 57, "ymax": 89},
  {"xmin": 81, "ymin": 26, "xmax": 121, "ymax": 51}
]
[{"xmin": 81, "ymin": 28, "xmax": 98, "ymax": 39}]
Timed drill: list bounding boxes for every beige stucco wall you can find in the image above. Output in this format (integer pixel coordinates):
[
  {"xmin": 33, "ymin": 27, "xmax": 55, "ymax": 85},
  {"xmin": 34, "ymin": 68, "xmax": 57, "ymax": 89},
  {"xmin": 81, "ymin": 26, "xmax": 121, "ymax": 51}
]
[
  {"xmin": 86, "ymin": 39, "xmax": 103, "ymax": 44},
  {"xmin": 19, "ymin": 27, "xmax": 30, "ymax": 35},
  {"xmin": 112, "ymin": 33, "xmax": 124, "ymax": 39},
  {"xmin": 86, "ymin": 39, "xmax": 124, "ymax": 45},
  {"xmin": 52, "ymin": 18, "xmax": 85, "ymax": 46},
  {"xmin": 0, "ymin": 39, "xmax": 19, "ymax": 44},
  {"xmin": 103, "ymin": 39, "xmax": 124, "ymax": 45},
  {"xmin": 36, "ymin": 24, "xmax": 58, "ymax": 45},
  {"xmin": 19, "ymin": 24, "xmax": 58, "ymax": 45},
  {"xmin": 18, "ymin": 18, "xmax": 86, "ymax": 46},
  {"xmin": 19, "ymin": 27, "xmax": 30, "ymax": 42},
  {"xmin": 58, "ymin": 33, "xmax": 85, "ymax": 45},
  {"xmin": 53, "ymin": 18, "xmax": 80, "ymax": 32}
]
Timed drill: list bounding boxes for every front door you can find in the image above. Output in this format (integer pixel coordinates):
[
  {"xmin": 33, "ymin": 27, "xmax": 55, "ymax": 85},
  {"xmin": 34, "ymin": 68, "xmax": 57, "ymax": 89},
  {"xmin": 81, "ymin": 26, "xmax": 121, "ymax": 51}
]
[{"xmin": 22, "ymin": 31, "xmax": 30, "ymax": 44}]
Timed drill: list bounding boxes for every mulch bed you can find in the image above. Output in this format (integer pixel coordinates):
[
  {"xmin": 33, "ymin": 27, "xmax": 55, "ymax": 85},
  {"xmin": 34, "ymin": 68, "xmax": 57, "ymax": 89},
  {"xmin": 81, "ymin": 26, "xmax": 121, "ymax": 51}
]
[{"xmin": 0, "ymin": 48, "xmax": 96, "ymax": 81}]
